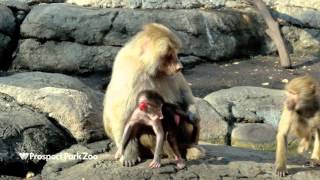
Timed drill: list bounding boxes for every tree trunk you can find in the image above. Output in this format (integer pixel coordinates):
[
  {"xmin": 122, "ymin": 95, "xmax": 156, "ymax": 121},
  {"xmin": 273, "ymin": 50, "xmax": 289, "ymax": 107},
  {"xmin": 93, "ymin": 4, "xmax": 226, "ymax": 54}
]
[{"xmin": 247, "ymin": 0, "xmax": 292, "ymax": 68}]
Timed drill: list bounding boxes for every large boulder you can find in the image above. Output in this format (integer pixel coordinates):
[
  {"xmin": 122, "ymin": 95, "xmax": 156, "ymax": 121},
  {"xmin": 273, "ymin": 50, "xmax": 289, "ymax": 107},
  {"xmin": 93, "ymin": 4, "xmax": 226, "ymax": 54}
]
[
  {"xmin": 0, "ymin": 72, "xmax": 105, "ymax": 142},
  {"xmin": 282, "ymin": 26, "xmax": 320, "ymax": 56},
  {"xmin": 231, "ymin": 123, "xmax": 277, "ymax": 150},
  {"xmin": 20, "ymin": 4, "xmax": 118, "ymax": 45},
  {"xmin": 195, "ymin": 98, "xmax": 228, "ymax": 144},
  {"xmin": 13, "ymin": 39, "xmax": 118, "ymax": 74},
  {"xmin": 264, "ymin": 0, "xmax": 320, "ymax": 29},
  {"xmin": 41, "ymin": 140, "xmax": 113, "ymax": 176},
  {"xmin": 204, "ymin": 86, "xmax": 284, "ymax": 126},
  {"xmin": 0, "ymin": 93, "xmax": 73, "ymax": 176},
  {"xmin": 0, "ymin": 0, "xmax": 64, "ymax": 5},
  {"xmin": 0, "ymin": 5, "xmax": 16, "ymax": 69}
]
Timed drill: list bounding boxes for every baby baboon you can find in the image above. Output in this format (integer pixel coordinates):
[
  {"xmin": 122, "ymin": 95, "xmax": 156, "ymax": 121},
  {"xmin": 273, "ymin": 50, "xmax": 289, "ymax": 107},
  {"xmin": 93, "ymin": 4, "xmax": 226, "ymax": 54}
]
[
  {"xmin": 115, "ymin": 90, "xmax": 187, "ymax": 169},
  {"xmin": 275, "ymin": 75, "xmax": 320, "ymax": 176}
]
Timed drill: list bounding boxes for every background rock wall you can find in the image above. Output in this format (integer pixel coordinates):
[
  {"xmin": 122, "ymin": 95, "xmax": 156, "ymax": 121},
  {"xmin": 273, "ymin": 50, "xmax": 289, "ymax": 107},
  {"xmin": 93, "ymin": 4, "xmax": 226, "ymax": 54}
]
[{"xmin": 0, "ymin": 0, "xmax": 319, "ymax": 74}]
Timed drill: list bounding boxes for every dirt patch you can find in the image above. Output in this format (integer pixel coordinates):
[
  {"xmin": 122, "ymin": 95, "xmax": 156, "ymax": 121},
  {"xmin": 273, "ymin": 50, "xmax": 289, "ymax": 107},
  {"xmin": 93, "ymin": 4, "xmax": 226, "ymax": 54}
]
[{"xmin": 184, "ymin": 55, "xmax": 320, "ymax": 97}]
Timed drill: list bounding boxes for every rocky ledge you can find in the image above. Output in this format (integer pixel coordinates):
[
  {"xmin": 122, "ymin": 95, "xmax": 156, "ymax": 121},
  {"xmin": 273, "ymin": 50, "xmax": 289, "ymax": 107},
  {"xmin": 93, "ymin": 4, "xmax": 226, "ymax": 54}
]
[{"xmin": 29, "ymin": 141, "xmax": 320, "ymax": 180}]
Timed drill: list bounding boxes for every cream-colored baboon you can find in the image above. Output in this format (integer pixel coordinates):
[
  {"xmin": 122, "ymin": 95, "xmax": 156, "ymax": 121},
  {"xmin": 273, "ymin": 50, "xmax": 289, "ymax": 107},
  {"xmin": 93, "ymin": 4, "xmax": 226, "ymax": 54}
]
[
  {"xmin": 275, "ymin": 75, "xmax": 320, "ymax": 176},
  {"xmin": 103, "ymin": 23, "xmax": 204, "ymax": 166}
]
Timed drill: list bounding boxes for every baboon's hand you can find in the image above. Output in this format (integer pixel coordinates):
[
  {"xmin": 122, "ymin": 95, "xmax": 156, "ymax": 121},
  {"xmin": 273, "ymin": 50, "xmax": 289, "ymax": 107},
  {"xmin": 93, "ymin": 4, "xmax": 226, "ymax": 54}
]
[
  {"xmin": 187, "ymin": 104, "xmax": 199, "ymax": 123},
  {"xmin": 176, "ymin": 159, "xmax": 186, "ymax": 170},
  {"xmin": 275, "ymin": 165, "xmax": 288, "ymax": 177},
  {"xmin": 114, "ymin": 149, "xmax": 122, "ymax": 159}
]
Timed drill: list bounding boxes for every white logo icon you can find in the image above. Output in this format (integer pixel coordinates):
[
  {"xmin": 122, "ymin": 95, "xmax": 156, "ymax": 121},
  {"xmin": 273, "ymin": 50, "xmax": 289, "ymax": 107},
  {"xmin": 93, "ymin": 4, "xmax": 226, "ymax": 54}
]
[{"xmin": 18, "ymin": 152, "xmax": 29, "ymax": 160}]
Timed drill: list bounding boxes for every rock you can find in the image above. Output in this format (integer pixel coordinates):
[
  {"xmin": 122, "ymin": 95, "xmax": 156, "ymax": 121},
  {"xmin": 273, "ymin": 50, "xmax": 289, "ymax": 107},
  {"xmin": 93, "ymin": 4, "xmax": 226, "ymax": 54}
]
[
  {"xmin": 0, "ymin": 93, "xmax": 73, "ymax": 176},
  {"xmin": 265, "ymin": 0, "xmax": 320, "ymax": 29},
  {"xmin": 195, "ymin": 98, "xmax": 228, "ymax": 144},
  {"xmin": 231, "ymin": 123, "xmax": 277, "ymax": 150},
  {"xmin": 0, "ymin": 72, "xmax": 105, "ymax": 142},
  {"xmin": 231, "ymin": 123, "xmax": 299, "ymax": 151},
  {"xmin": 0, "ymin": 0, "xmax": 31, "ymax": 24},
  {"xmin": 65, "ymin": 0, "xmax": 227, "ymax": 9},
  {"xmin": 0, "ymin": 0, "xmax": 31, "ymax": 12},
  {"xmin": 204, "ymin": 86, "xmax": 284, "ymax": 126},
  {"xmin": 0, "ymin": 0, "xmax": 64, "ymax": 6},
  {"xmin": 13, "ymin": 39, "xmax": 119, "ymax": 74},
  {"xmin": 273, "ymin": 5, "xmax": 320, "ymax": 29},
  {"xmin": 262, "ymin": 25, "xmax": 320, "ymax": 56},
  {"xmin": 180, "ymin": 56, "xmax": 203, "ymax": 69},
  {"xmin": 41, "ymin": 140, "xmax": 113, "ymax": 175},
  {"xmin": 20, "ymin": 4, "xmax": 118, "ymax": 45},
  {"xmin": 0, "ymin": 5, "xmax": 16, "ymax": 68},
  {"xmin": 282, "ymin": 26, "xmax": 320, "ymax": 56},
  {"xmin": 266, "ymin": 0, "xmax": 320, "ymax": 11},
  {"xmin": 0, "ymin": 6, "xmax": 16, "ymax": 36},
  {"xmin": 40, "ymin": 144, "xmax": 317, "ymax": 179}
]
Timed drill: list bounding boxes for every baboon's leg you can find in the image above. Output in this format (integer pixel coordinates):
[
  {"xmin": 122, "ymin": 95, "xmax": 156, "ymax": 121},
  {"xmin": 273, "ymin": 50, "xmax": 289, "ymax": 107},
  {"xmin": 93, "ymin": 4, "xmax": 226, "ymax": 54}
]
[
  {"xmin": 297, "ymin": 136, "xmax": 311, "ymax": 154},
  {"xmin": 140, "ymin": 134, "xmax": 175, "ymax": 158},
  {"xmin": 275, "ymin": 108, "xmax": 293, "ymax": 177},
  {"xmin": 310, "ymin": 129, "xmax": 320, "ymax": 166}
]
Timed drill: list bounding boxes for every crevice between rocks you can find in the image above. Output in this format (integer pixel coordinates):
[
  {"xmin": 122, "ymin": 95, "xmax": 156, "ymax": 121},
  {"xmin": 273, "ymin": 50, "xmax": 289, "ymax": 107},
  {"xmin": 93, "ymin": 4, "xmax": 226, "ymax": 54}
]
[{"xmin": 225, "ymin": 102, "xmax": 236, "ymax": 146}]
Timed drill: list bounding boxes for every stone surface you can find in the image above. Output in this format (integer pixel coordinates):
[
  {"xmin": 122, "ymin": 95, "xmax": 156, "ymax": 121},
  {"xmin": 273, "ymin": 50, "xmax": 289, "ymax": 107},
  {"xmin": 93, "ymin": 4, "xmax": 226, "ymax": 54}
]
[
  {"xmin": 20, "ymin": 4, "xmax": 118, "ymax": 45},
  {"xmin": 282, "ymin": 26, "xmax": 320, "ymax": 56},
  {"xmin": 273, "ymin": 5, "xmax": 320, "ymax": 29},
  {"xmin": 195, "ymin": 98, "xmax": 228, "ymax": 144},
  {"xmin": 0, "ymin": 0, "xmax": 64, "ymax": 5},
  {"xmin": 0, "ymin": 5, "xmax": 16, "ymax": 36},
  {"xmin": 0, "ymin": 5, "xmax": 16, "ymax": 68},
  {"xmin": 65, "ymin": 0, "xmax": 227, "ymax": 9},
  {"xmin": 0, "ymin": 0, "xmax": 30, "ymax": 12},
  {"xmin": 0, "ymin": 93, "xmax": 73, "ymax": 176},
  {"xmin": 65, "ymin": 0, "xmax": 320, "ymax": 12},
  {"xmin": 38, "ymin": 143, "xmax": 319, "ymax": 180},
  {"xmin": 41, "ymin": 140, "xmax": 113, "ymax": 176},
  {"xmin": 13, "ymin": 39, "xmax": 118, "ymax": 74},
  {"xmin": 265, "ymin": 0, "xmax": 320, "ymax": 11},
  {"xmin": 0, "ymin": 72, "xmax": 105, "ymax": 142},
  {"xmin": 204, "ymin": 86, "xmax": 284, "ymax": 126},
  {"xmin": 180, "ymin": 56, "xmax": 203, "ymax": 69},
  {"xmin": 231, "ymin": 123, "xmax": 277, "ymax": 150}
]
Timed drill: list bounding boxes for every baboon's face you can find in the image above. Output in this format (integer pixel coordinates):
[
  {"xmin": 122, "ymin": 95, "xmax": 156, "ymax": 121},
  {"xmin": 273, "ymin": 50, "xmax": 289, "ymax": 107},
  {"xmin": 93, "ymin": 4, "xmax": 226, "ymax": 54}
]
[{"xmin": 158, "ymin": 49, "xmax": 183, "ymax": 76}]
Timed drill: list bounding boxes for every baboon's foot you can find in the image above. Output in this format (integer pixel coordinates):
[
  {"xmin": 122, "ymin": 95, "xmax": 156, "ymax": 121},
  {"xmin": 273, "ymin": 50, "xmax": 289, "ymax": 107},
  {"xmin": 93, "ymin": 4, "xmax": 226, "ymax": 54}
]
[
  {"xmin": 275, "ymin": 165, "xmax": 288, "ymax": 177},
  {"xmin": 309, "ymin": 159, "xmax": 320, "ymax": 167},
  {"xmin": 186, "ymin": 145, "xmax": 205, "ymax": 160},
  {"xmin": 120, "ymin": 138, "xmax": 141, "ymax": 167}
]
